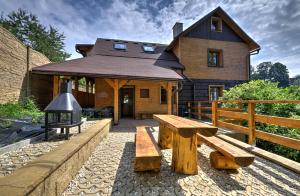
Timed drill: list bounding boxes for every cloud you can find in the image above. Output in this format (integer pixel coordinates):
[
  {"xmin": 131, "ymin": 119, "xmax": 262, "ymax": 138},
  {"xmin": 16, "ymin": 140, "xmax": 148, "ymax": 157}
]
[{"xmin": 0, "ymin": 0, "xmax": 299, "ymax": 76}]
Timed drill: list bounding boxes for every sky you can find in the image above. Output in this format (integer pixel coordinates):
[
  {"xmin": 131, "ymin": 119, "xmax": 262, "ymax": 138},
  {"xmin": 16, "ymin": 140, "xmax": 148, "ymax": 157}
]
[{"xmin": 0, "ymin": 0, "xmax": 299, "ymax": 76}]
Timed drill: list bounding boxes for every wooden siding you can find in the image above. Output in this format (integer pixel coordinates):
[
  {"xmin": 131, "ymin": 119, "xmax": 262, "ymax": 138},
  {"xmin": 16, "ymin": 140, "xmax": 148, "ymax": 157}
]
[
  {"xmin": 95, "ymin": 79, "xmax": 177, "ymax": 117},
  {"xmin": 30, "ymin": 74, "xmax": 53, "ymax": 110},
  {"xmin": 186, "ymin": 14, "xmax": 244, "ymax": 43},
  {"xmin": 178, "ymin": 79, "xmax": 246, "ymax": 116},
  {"xmin": 177, "ymin": 37, "xmax": 250, "ymax": 80}
]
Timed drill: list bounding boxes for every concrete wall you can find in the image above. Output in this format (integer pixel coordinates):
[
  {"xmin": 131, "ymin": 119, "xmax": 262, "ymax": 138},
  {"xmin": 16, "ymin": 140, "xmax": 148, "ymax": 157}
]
[
  {"xmin": 0, "ymin": 26, "xmax": 50, "ymax": 103},
  {"xmin": 173, "ymin": 37, "xmax": 250, "ymax": 80}
]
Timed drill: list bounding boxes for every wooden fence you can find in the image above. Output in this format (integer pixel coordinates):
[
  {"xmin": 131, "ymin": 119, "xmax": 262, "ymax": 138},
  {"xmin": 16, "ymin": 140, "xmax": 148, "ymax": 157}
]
[{"xmin": 188, "ymin": 100, "xmax": 300, "ymax": 151}]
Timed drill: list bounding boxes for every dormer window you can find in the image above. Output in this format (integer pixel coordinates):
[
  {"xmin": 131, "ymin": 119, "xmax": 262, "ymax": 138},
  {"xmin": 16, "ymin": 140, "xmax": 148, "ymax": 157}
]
[
  {"xmin": 114, "ymin": 43, "xmax": 126, "ymax": 50},
  {"xmin": 142, "ymin": 45, "xmax": 155, "ymax": 53},
  {"xmin": 211, "ymin": 17, "xmax": 222, "ymax": 32}
]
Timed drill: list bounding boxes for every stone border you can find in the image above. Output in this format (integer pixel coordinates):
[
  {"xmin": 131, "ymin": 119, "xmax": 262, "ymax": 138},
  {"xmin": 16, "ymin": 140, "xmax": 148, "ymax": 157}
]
[
  {"xmin": 217, "ymin": 134, "xmax": 300, "ymax": 174},
  {"xmin": 0, "ymin": 129, "xmax": 57, "ymax": 155},
  {"xmin": 0, "ymin": 119, "xmax": 111, "ymax": 196}
]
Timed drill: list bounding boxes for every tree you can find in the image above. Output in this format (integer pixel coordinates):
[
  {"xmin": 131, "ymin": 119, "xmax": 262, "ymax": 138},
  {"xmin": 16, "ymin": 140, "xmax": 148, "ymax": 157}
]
[
  {"xmin": 269, "ymin": 62, "xmax": 289, "ymax": 87},
  {"xmin": 255, "ymin": 62, "xmax": 272, "ymax": 80},
  {"xmin": 291, "ymin": 75, "xmax": 300, "ymax": 86},
  {"xmin": 0, "ymin": 9, "xmax": 70, "ymax": 62}
]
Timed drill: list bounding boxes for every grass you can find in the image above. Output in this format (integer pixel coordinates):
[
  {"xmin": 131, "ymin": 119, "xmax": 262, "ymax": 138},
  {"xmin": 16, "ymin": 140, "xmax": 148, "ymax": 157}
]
[{"xmin": 0, "ymin": 97, "xmax": 43, "ymax": 123}]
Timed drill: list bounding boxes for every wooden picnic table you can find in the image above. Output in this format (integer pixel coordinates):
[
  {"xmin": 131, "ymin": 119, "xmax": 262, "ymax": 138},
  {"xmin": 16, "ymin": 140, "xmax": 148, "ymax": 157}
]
[{"xmin": 153, "ymin": 114, "xmax": 218, "ymax": 175}]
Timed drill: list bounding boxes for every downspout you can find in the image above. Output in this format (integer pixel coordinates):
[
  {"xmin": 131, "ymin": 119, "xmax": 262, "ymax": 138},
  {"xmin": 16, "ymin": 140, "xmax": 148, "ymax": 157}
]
[
  {"xmin": 26, "ymin": 46, "xmax": 30, "ymax": 97},
  {"xmin": 171, "ymin": 80, "xmax": 183, "ymax": 114}
]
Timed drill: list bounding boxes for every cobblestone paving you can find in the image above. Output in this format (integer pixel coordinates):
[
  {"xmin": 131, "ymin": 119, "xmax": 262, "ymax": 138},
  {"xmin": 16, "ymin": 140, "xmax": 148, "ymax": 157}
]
[
  {"xmin": 0, "ymin": 120, "xmax": 97, "ymax": 177},
  {"xmin": 63, "ymin": 119, "xmax": 300, "ymax": 196}
]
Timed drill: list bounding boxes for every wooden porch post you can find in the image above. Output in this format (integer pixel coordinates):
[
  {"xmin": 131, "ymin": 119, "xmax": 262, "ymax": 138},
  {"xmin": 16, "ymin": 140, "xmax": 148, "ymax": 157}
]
[
  {"xmin": 114, "ymin": 79, "xmax": 119, "ymax": 124},
  {"xmin": 167, "ymin": 82, "xmax": 172, "ymax": 114},
  {"xmin": 74, "ymin": 77, "xmax": 79, "ymax": 98},
  {"xmin": 53, "ymin": 75, "xmax": 60, "ymax": 98}
]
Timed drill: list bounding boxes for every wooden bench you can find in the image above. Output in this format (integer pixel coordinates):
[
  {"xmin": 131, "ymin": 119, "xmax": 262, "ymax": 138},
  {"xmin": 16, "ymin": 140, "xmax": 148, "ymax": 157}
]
[
  {"xmin": 197, "ymin": 134, "xmax": 255, "ymax": 169},
  {"xmin": 134, "ymin": 126, "xmax": 162, "ymax": 172},
  {"xmin": 153, "ymin": 115, "xmax": 218, "ymax": 175}
]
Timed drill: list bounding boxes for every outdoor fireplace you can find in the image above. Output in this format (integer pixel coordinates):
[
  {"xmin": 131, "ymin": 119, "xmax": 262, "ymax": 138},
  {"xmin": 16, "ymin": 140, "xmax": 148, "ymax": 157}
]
[{"xmin": 44, "ymin": 80, "xmax": 82, "ymax": 140}]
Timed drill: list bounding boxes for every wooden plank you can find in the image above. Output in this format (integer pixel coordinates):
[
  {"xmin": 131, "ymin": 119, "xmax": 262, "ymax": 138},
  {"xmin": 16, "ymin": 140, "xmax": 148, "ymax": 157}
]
[
  {"xmin": 210, "ymin": 151, "xmax": 240, "ymax": 169},
  {"xmin": 217, "ymin": 134, "xmax": 300, "ymax": 174},
  {"xmin": 191, "ymin": 106, "xmax": 211, "ymax": 111},
  {"xmin": 218, "ymin": 121, "xmax": 249, "ymax": 135},
  {"xmin": 53, "ymin": 75, "xmax": 59, "ymax": 98},
  {"xmin": 217, "ymin": 100, "xmax": 300, "ymax": 104},
  {"xmin": 256, "ymin": 130, "xmax": 300, "ymax": 151},
  {"xmin": 167, "ymin": 82, "xmax": 172, "ymax": 114},
  {"xmin": 255, "ymin": 114, "xmax": 300, "ymax": 129},
  {"xmin": 218, "ymin": 107, "xmax": 243, "ymax": 112},
  {"xmin": 212, "ymin": 101, "xmax": 218, "ymax": 126},
  {"xmin": 198, "ymin": 134, "xmax": 254, "ymax": 167},
  {"xmin": 104, "ymin": 78, "xmax": 114, "ymax": 88},
  {"xmin": 172, "ymin": 131, "xmax": 198, "ymax": 174},
  {"xmin": 248, "ymin": 103, "xmax": 255, "ymax": 144},
  {"xmin": 218, "ymin": 110, "xmax": 248, "ymax": 120},
  {"xmin": 134, "ymin": 126, "xmax": 161, "ymax": 172}
]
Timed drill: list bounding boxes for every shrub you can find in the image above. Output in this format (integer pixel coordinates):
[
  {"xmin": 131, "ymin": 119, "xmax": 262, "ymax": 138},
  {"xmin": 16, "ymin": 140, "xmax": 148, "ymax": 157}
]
[
  {"xmin": 0, "ymin": 97, "xmax": 43, "ymax": 123},
  {"xmin": 222, "ymin": 80, "xmax": 300, "ymax": 162}
]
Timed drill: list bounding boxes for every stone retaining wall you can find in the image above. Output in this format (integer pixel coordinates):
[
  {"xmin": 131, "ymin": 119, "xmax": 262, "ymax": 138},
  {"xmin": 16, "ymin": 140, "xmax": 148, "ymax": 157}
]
[
  {"xmin": 0, "ymin": 119, "xmax": 111, "ymax": 196},
  {"xmin": 0, "ymin": 26, "xmax": 50, "ymax": 103}
]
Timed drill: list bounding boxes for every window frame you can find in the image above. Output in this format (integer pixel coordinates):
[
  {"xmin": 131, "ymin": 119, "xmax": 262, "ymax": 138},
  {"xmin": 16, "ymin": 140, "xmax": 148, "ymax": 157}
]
[
  {"xmin": 140, "ymin": 89, "xmax": 150, "ymax": 98},
  {"xmin": 160, "ymin": 87, "xmax": 167, "ymax": 104},
  {"xmin": 207, "ymin": 48, "xmax": 223, "ymax": 67},
  {"xmin": 211, "ymin": 16, "xmax": 222, "ymax": 32},
  {"xmin": 142, "ymin": 45, "xmax": 155, "ymax": 53},
  {"xmin": 114, "ymin": 43, "xmax": 127, "ymax": 50},
  {"xmin": 208, "ymin": 85, "xmax": 224, "ymax": 102}
]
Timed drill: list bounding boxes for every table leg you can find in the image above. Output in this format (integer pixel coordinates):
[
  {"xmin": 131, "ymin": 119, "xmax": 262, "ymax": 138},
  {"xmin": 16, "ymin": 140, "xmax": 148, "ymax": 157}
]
[
  {"xmin": 158, "ymin": 123, "xmax": 173, "ymax": 149},
  {"xmin": 171, "ymin": 131, "xmax": 198, "ymax": 175}
]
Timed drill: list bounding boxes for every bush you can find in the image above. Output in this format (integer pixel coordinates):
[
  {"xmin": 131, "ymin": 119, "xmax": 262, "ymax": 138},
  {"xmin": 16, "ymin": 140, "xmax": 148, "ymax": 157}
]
[
  {"xmin": 222, "ymin": 80, "xmax": 300, "ymax": 162},
  {"xmin": 0, "ymin": 97, "xmax": 43, "ymax": 123}
]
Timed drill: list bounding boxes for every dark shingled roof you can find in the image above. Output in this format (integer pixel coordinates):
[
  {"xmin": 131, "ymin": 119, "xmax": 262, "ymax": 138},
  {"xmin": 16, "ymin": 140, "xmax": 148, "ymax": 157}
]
[{"xmin": 33, "ymin": 38, "xmax": 184, "ymax": 80}]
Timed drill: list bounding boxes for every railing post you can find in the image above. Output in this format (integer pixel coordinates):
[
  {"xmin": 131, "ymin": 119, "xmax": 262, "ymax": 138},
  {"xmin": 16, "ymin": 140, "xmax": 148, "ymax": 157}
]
[
  {"xmin": 212, "ymin": 101, "xmax": 218, "ymax": 126},
  {"xmin": 248, "ymin": 102, "xmax": 256, "ymax": 145},
  {"xmin": 187, "ymin": 102, "xmax": 191, "ymax": 118},
  {"xmin": 197, "ymin": 102, "xmax": 201, "ymax": 120}
]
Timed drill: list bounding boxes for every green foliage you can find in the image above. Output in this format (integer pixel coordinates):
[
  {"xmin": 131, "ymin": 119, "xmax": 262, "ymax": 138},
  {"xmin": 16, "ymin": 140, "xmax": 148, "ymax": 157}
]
[
  {"xmin": 0, "ymin": 97, "xmax": 43, "ymax": 123},
  {"xmin": 0, "ymin": 9, "xmax": 70, "ymax": 62},
  {"xmin": 222, "ymin": 80, "xmax": 300, "ymax": 162},
  {"xmin": 251, "ymin": 62, "xmax": 290, "ymax": 87}
]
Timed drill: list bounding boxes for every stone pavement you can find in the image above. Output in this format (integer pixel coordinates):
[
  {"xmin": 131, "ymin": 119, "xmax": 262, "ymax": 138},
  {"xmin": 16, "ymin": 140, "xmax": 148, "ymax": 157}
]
[
  {"xmin": 0, "ymin": 120, "xmax": 97, "ymax": 177},
  {"xmin": 63, "ymin": 119, "xmax": 300, "ymax": 196}
]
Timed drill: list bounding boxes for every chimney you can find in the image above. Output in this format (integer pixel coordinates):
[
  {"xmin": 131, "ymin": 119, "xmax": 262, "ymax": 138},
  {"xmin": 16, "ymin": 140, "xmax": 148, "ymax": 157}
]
[{"xmin": 172, "ymin": 22, "xmax": 183, "ymax": 38}]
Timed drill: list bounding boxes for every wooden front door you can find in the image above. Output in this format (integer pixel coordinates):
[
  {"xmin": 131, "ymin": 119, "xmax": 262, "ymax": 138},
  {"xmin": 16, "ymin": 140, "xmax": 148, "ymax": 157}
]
[{"xmin": 120, "ymin": 87, "xmax": 134, "ymax": 118}]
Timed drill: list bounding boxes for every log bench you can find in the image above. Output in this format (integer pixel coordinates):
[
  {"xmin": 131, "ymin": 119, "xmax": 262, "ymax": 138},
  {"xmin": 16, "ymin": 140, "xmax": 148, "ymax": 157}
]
[
  {"xmin": 134, "ymin": 126, "xmax": 162, "ymax": 172},
  {"xmin": 197, "ymin": 134, "xmax": 255, "ymax": 169}
]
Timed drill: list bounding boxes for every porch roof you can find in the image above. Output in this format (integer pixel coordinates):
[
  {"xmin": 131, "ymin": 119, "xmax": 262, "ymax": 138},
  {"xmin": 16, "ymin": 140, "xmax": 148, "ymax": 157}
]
[{"xmin": 32, "ymin": 54, "xmax": 183, "ymax": 81}]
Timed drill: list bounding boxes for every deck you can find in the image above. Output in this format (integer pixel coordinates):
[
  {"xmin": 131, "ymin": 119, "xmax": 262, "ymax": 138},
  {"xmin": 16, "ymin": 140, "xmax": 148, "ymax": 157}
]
[{"xmin": 63, "ymin": 119, "xmax": 300, "ymax": 195}]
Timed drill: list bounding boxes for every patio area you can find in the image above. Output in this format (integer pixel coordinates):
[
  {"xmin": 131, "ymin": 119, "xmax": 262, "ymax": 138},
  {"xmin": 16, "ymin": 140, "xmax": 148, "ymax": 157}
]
[{"xmin": 63, "ymin": 119, "xmax": 300, "ymax": 196}]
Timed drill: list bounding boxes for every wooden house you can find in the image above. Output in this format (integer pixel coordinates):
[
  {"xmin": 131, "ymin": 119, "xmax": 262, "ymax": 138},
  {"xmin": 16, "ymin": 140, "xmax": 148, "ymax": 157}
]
[{"xmin": 31, "ymin": 7, "xmax": 260, "ymax": 123}]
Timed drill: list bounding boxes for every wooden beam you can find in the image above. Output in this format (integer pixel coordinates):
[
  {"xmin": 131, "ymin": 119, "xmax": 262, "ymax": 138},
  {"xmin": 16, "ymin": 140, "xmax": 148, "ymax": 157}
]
[
  {"xmin": 119, "ymin": 80, "xmax": 128, "ymax": 88},
  {"xmin": 218, "ymin": 110, "xmax": 248, "ymax": 120},
  {"xmin": 248, "ymin": 103, "xmax": 255, "ymax": 144},
  {"xmin": 167, "ymin": 82, "xmax": 172, "ymax": 114},
  {"xmin": 255, "ymin": 114, "xmax": 300, "ymax": 129},
  {"xmin": 113, "ymin": 79, "xmax": 119, "ymax": 124},
  {"xmin": 212, "ymin": 101, "xmax": 218, "ymax": 126},
  {"xmin": 53, "ymin": 76, "xmax": 60, "ymax": 98},
  {"xmin": 218, "ymin": 121, "xmax": 249, "ymax": 135},
  {"xmin": 158, "ymin": 123, "xmax": 173, "ymax": 149},
  {"xmin": 104, "ymin": 78, "xmax": 114, "ymax": 88}
]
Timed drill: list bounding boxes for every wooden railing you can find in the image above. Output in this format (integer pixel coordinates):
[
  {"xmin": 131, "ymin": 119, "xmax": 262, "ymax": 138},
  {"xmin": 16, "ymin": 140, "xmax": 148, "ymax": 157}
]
[
  {"xmin": 187, "ymin": 100, "xmax": 213, "ymax": 119},
  {"xmin": 208, "ymin": 100, "xmax": 300, "ymax": 151}
]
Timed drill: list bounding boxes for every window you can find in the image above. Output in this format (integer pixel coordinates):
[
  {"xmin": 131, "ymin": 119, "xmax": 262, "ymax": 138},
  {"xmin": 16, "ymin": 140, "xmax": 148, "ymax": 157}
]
[
  {"xmin": 208, "ymin": 49, "xmax": 223, "ymax": 67},
  {"xmin": 209, "ymin": 85, "xmax": 224, "ymax": 101},
  {"xmin": 140, "ymin": 89, "xmax": 149, "ymax": 98},
  {"xmin": 160, "ymin": 87, "xmax": 167, "ymax": 104},
  {"xmin": 211, "ymin": 17, "xmax": 222, "ymax": 32},
  {"xmin": 142, "ymin": 45, "xmax": 155, "ymax": 53},
  {"xmin": 114, "ymin": 43, "xmax": 126, "ymax": 50}
]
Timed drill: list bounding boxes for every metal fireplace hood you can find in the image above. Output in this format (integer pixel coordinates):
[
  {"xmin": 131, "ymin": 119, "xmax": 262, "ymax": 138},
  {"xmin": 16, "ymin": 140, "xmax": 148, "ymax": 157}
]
[{"xmin": 45, "ymin": 80, "xmax": 82, "ymax": 112}]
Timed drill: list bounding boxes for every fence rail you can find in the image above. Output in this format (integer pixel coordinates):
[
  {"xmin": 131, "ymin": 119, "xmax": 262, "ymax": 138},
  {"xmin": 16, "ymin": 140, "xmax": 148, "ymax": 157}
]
[{"xmin": 187, "ymin": 100, "xmax": 300, "ymax": 151}]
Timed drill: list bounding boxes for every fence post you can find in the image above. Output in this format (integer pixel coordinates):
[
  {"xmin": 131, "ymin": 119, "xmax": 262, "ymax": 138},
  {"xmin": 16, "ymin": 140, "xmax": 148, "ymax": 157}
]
[
  {"xmin": 197, "ymin": 102, "xmax": 201, "ymax": 120},
  {"xmin": 248, "ymin": 102, "xmax": 256, "ymax": 145},
  {"xmin": 187, "ymin": 102, "xmax": 191, "ymax": 118},
  {"xmin": 212, "ymin": 101, "xmax": 218, "ymax": 126}
]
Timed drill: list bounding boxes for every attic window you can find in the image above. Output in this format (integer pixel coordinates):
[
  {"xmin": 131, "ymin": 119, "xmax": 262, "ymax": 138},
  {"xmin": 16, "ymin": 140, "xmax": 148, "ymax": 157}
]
[
  {"xmin": 114, "ymin": 43, "xmax": 126, "ymax": 50},
  {"xmin": 211, "ymin": 17, "xmax": 222, "ymax": 32},
  {"xmin": 143, "ymin": 45, "xmax": 155, "ymax": 53}
]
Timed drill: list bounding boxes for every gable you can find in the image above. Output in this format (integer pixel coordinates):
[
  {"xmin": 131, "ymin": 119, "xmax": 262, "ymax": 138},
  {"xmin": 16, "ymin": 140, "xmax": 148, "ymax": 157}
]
[{"xmin": 185, "ymin": 13, "xmax": 244, "ymax": 43}]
